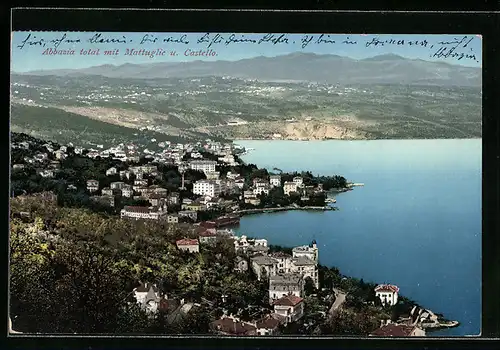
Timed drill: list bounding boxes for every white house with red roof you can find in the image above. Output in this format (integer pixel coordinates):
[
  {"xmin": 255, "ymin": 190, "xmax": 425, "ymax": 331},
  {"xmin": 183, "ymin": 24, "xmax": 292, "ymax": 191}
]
[
  {"xmin": 176, "ymin": 238, "xmax": 199, "ymax": 253},
  {"xmin": 273, "ymin": 294, "xmax": 305, "ymax": 323},
  {"xmin": 374, "ymin": 284, "xmax": 400, "ymax": 306}
]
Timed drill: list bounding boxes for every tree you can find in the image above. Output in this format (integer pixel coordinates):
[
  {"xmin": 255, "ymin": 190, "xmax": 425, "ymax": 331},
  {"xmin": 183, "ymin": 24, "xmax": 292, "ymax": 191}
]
[
  {"xmin": 323, "ymin": 309, "xmax": 377, "ymax": 336},
  {"xmin": 304, "ymin": 277, "xmax": 316, "ymax": 296}
]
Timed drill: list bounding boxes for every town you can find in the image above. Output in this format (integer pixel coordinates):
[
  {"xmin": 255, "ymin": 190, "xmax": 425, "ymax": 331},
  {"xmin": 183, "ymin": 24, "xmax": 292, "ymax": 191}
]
[{"xmin": 9, "ymin": 132, "xmax": 458, "ymax": 336}]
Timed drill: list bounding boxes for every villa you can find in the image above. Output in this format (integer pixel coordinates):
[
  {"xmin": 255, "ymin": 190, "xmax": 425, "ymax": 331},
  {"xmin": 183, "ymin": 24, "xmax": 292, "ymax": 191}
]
[
  {"xmin": 273, "ymin": 295, "xmax": 305, "ymax": 323},
  {"xmin": 283, "ymin": 181, "xmax": 298, "ymax": 195},
  {"xmin": 269, "ymin": 274, "xmax": 304, "ymax": 304},
  {"xmin": 374, "ymin": 284, "xmax": 400, "ymax": 306},
  {"xmin": 86, "ymin": 179, "xmax": 99, "ymax": 193},
  {"xmin": 176, "ymin": 238, "xmax": 199, "ymax": 253}
]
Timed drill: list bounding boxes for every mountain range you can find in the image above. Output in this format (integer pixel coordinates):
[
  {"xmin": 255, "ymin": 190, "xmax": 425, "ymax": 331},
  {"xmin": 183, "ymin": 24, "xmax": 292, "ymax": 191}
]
[{"xmin": 17, "ymin": 53, "xmax": 481, "ymax": 87}]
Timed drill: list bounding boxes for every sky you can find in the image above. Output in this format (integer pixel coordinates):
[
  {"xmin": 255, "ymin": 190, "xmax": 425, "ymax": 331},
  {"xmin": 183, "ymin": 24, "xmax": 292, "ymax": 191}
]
[{"xmin": 10, "ymin": 32, "xmax": 482, "ymax": 72}]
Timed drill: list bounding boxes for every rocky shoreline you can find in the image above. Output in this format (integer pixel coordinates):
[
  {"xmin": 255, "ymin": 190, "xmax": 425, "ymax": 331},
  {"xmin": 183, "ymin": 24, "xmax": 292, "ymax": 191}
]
[{"xmin": 400, "ymin": 306, "xmax": 460, "ymax": 333}]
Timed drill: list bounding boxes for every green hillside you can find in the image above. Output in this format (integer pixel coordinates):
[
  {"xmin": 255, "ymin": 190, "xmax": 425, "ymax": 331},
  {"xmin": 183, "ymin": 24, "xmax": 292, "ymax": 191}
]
[{"xmin": 10, "ymin": 104, "xmax": 225, "ymax": 149}]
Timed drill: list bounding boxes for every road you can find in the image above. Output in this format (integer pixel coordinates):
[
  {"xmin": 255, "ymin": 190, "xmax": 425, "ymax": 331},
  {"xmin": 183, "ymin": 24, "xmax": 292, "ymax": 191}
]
[{"xmin": 328, "ymin": 288, "xmax": 347, "ymax": 318}]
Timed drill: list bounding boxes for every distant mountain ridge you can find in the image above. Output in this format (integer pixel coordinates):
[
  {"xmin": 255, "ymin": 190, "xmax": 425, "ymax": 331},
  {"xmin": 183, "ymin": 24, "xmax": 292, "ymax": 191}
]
[{"xmin": 16, "ymin": 53, "xmax": 481, "ymax": 87}]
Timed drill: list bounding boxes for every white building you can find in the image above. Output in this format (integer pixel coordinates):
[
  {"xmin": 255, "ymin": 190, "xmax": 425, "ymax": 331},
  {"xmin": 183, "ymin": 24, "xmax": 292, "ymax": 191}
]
[
  {"xmin": 375, "ymin": 284, "xmax": 400, "ymax": 306},
  {"xmin": 233, "ymin": 235, "xmax": 267, "ymax": 253},
  {"xmin": 291, "ymin": 256, "xmax": 319, "ymax": 289},
  {"xmin": 189, "ymin": 160, "xmax": 217, "ymax": 174},
  {"xmin": 176, "ymin": 238, "xmax": 200, "ymax": 253},
  {"xmin": 269, "ymin": 175, "xmax": 281, "ymax": 188},
  {"xmin": 375, "ymin": 284, "xmax": 399, "ymax": 305},
  {"xmin": 37, "ymin": 169, "xmax": 55, "ymax": 178},
  {"xmin": 110, "ymin": 181, "xmax": 127, "ymax": 190},
  {"xmin": 54, "ymin": 150, "xmax": 67, "ymax": 160},
  {"xmin": 292, "ymin": 241, "xmax": 318, "ymax": 263},
  {"xmin": 283, "ymin": 181, "xmax": 298, "ymax": 196},
  {"xmin": 119, "ymin": 170, "xmax": 132, "ymax": 179},
  {"xmin": 199, "ymin": 229, "xmax": 218, "ymax": 244},
  {"xmin": 121, "ymin": 187, "xmax": 133, "ymax": 198},
  {"xmin": 86, "ymin": 179, "xmax": 99, "ymax": 193},
  {"xmin": 134, "ymin": 179, "xmax": 148, "ymax": 187},
  {"xmin": 193, "ymin": 180, "xmax": 221, "ymax": 197},
  {"xmin": 218, "ymin": 154, "xmax": 237, "ymax": 166},
  {"xmin": 269, "ymin": 274, "xmax": 304, "ymax": 304},
  {"xmin": 205, "ymin": 171, "xmax": 220, "ymax": 180},
  {"xmin": 178, "ymin": 210, "xmax": 197, "ymax": 221},
  {"xmin": 270, "ymin": 252, "xmax": 294, "ymax": 275},
  {"xmin": 120, "ymin": 206, "xmax": 168, "ymax": 221},
  {"xmin": 251, "ymin": 255, "xmax": 278, "ymax": 280},
  {"xmin": 293, "ymin": 177, "xmax": 304, "ymax": 186},
  {"xmin": 133, "ymin": 282, "xmax": 162, "ymax": 314},
  {"xmin": 106, "ymin": 167, "xmax": 118, "ymax": 176},
  {"xmin": 226, "ymin": 171, "xmax": 240, "ymax": 180},
  {"xmin": 273, "ymin": 295, "xmax": 305, "ymax": 323},
  {"xmin": 254, "ymin": 238, "xmax": 268, "ymax": 247},
  {"xmin": 253, "ymin": 185, "xmax": 270, "ymax": 196},
  {"xmin": 167, "ymin": 214, "xmax": 179, "ymax": 224}
]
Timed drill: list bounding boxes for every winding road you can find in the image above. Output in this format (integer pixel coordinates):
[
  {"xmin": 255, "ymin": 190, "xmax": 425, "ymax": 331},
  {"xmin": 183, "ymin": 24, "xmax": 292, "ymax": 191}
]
[{"xmin": 328, "ymin": 288, "xmax": 348, "ymax": 318}]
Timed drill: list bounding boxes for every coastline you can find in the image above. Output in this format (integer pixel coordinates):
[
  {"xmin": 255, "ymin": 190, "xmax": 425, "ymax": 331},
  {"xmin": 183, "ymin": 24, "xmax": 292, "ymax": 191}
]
[
  {"xmin": 233, "ymin": 205, "xmax": 337, "ymax": 216},
  {"xmin": 314, "ymin": 257, "xmax": 462, "ymax": 334}
]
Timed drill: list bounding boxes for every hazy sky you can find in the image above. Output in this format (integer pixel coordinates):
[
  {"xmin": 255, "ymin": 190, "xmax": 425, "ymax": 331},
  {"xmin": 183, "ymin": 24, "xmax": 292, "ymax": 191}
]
[{"xmin": 11, "ymin": 32, "xmax": 482, "ymax": 72}]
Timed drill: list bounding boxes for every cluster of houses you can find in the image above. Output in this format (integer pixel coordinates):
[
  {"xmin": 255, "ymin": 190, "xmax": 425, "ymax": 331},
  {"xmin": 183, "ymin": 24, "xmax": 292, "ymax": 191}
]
[
  {"xmin": 81, "ymin": 138, "xmax": 241, "ymax": 166},
  {"xmin": 129, "ymin": 282, "xmax": 199, "ymax": 325},
  {"xmin": 12, "ymin": 133, "xmax": 329, "ymax": 231},
  {"xmin": 12, "ymin": 136, "xmax": 430, "ymax": 337},
  {"xmin": 11, "ymin": 135, "xmax": 253, "ymax": 229},
  {"xmin": 85, "ymin": 160, "xmax": 243, "ymax": 222},
  {"xmin": 129, "ymin": 280, "xmax": 302, "ymax": 336},
  {"xmin": 170, "ymin": 232, "xmax": 320, "ymax": 335},
  {"xmin": 209, "ymin": 239, "xmax": 319, "ymax": 336},
  {"xmin": 243, "ymin": 175, "xmax": 324, "ymax": 206},
  {"xmin": 12, "ymin": 141, "xmax": 74, "ymax": 179},
  {"xmin": 368, "ymin": 284, "xmax": 429, "ymax": 337},
  {"xmin": 211, "ymin": 293, "xmax": 304, "ymax": 336}
]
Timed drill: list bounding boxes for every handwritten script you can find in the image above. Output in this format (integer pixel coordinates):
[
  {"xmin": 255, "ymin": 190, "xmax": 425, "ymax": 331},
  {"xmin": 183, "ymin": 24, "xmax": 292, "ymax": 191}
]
[{"xmin": 16, "ymin": 32, "xmax": 480, "ymax": 63}]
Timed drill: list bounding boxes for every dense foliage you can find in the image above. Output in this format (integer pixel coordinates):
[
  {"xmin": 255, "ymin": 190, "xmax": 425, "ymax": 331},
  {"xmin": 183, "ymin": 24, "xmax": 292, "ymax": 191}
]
[{"xmin": 9, "ymin": 193, "xmax": 274, "ymax": 333}]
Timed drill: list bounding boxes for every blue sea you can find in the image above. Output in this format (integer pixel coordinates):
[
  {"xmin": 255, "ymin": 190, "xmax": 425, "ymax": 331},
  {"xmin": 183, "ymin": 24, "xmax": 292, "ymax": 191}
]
[{"xmin": 234, "ymin": 139, "xmax": 482, "ymax": 336}]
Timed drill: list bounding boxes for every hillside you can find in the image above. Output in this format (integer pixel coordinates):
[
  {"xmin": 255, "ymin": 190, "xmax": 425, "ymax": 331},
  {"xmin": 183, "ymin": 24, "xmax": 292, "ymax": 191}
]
[
  {"xmin": 10, "ymin": 104, "xmax": 227, "ymax": 149},
  {"xmin": 10, "ymin": 54, "xmax": 482, "ymax": 141}
]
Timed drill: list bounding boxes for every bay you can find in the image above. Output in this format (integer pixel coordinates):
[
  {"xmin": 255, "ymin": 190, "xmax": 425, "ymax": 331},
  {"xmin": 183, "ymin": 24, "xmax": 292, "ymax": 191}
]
[{"xmin": 233, "ymin": 139, "xmax": 482, "ymax": 336}]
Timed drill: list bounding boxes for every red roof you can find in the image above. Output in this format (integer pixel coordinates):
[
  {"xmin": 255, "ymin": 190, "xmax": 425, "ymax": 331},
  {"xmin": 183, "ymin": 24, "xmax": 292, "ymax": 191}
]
[
  {"xmin": 199, "ymin": 230, "xmax": 217, "ymax": 237},
  {"xmin": 273, "ymin": 295, "xmax": 303, "ymax": 307},
  {"xmin": 211, "ymin": 317, "xmax": 256, "ymax": 335},
  {"xmin": 375, "ymin": 284, "xmax": 400, "ymax": 293},
  {"xmin": 256, "ymin": 315, "xmax": 281, "ymax": 330},
  {"xmin": 200, "ymin": 221, "xmax": 217, "ymax": 228},
  {"xmin": 176, "ymin": 238, "xmax": 199, "ymax": 246},
  {"xmin": 370, "ymin": 324, "xmax": 418, "ymax": 337}
]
